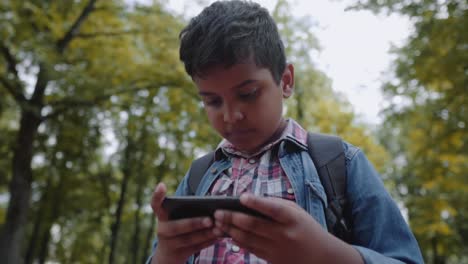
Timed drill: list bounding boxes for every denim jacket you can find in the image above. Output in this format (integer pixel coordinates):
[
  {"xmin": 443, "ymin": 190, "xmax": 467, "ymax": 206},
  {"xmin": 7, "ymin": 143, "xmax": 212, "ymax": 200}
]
[{"xmin": 147, "ymin": 139, "xmax": 424, "ymax": 264}]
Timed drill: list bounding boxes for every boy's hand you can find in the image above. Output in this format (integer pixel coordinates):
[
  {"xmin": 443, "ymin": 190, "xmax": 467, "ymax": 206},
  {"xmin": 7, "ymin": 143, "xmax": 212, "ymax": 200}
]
[
  {"xmin": 150, "ymin": 183, "xmax": 220, "ymax": 264},
  {"xmin": 213, "ymin": 193, "xmax": 364, "ymax": 264}
]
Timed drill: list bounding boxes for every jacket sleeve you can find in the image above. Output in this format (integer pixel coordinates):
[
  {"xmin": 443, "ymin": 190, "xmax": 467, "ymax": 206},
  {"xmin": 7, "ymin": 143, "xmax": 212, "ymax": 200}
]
[
  {"xmin": 344, "ymin": 143, "xmax": 424, "ymax": 264},
  {"xmin": 145, "ymin": 172, "xmax": 192, "ymax": 264}
]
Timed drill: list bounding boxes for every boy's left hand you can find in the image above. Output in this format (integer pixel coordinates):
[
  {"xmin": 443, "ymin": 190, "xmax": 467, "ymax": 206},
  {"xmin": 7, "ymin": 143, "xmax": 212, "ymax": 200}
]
[{"xmin": 213, "ymin": 193, "xmax": 363, "ymax": 264}]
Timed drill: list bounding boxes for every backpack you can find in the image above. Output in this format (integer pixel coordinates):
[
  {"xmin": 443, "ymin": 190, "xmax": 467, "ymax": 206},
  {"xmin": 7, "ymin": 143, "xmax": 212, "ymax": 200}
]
[{"xmin": 187, "ymin": 132, "xmax": 352, "ymax": 242}]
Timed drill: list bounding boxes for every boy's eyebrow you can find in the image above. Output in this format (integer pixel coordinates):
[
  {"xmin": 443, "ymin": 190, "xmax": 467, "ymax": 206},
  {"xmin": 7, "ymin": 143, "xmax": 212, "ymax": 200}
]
[{"xmin": 198, "ymin": 79, "xmax": 258, "ymax": 96}]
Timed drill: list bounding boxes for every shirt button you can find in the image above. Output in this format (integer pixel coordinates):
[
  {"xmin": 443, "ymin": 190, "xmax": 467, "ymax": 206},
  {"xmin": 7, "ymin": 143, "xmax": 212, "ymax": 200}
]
[
  {"xmin": 287, "ymin": 188, "xmax": 294, "ymax": 194},
  {"xmin": 231, "ymin": 245, "xmax": 240, "ymax": 253},
  {"xmin": 210, "ymin": 168, "xmax": 217, "ymax": 174},
  {"xmin": 248, "ymin": 159, "xmax": 256, "ymax": 164},
  {"xmin": 227, "ymin": 168, "xmax": 233, "ymax": 174}
]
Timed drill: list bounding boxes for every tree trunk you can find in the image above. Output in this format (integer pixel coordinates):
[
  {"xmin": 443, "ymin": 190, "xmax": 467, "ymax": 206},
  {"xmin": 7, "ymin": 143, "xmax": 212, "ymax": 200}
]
[
  {"xmin": 130, "ymin": 178, "xmax": 143, "ymax": 263},
  {"xmin": 108, "ymin": 166, "xmax": 131, "ymax": 264},
  {"xmin": 24, "ymin": 177, "xmax": 52, "ymax": 264},
  {"xmin": 431, "ymin": 236, "xmax": 447, "ymax": 264},
  {"xmin": 141, "ymin": 215, "xmax": 156, "ymax": 264},
  {"xmin": 37, "ymin": 225, "xmax": 51, "ymax": 264},
  {"xmin": 38, "ymin": 176, "xmax": 64, "ymax": 264},
  {"xmin": 25, "ymin": 207, "xmax": 42, "ymax": 264},
  {"xmin": 0, "ymin": 2, "xmax": 96, "ymax": 261},
  {"xmin": 108, "ymin": 136, "xmax": 133, "ymax": 264},
  {"xmin": 131, "ymin": 130, "xmax": 148, "ymax": 263},
  {"xmin": 131, "ymin": 172, "xmax": 143, "ymax": 263},
  {"xmin": 296, "ymin": 85, "xmax": 304, "ymax": 123},
  {"xmin": 0, "ymin": 110, "xmax": 42, "ymax": 263}
]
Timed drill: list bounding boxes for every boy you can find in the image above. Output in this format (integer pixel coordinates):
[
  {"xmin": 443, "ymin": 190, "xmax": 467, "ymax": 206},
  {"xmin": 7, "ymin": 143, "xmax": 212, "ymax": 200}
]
[{"xmin": 148, "ymin": 1, "xmax": 423, "ymax": 263}]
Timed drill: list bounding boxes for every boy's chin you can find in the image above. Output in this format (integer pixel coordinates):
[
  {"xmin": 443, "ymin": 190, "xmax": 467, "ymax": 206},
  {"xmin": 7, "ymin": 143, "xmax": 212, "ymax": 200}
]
[{"xmin": 230, "ymin": 142, "xmax": 262, "ymax": 154}]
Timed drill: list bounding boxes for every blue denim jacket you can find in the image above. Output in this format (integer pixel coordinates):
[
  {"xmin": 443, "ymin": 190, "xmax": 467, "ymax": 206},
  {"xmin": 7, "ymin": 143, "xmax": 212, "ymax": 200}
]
[{"xmin": 147, "ymin": 140, "xmax": 424, "ymax": 264}]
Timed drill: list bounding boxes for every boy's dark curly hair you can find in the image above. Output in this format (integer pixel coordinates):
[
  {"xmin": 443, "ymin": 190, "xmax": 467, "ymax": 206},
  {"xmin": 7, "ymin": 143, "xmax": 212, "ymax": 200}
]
[{"xmin": 179, "ymin": 0, "xmax": 286, "ymax": 84}]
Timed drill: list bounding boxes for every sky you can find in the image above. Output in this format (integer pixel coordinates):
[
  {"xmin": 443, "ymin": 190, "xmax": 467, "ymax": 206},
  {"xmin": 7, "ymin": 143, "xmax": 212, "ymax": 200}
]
[{"xmin": 133, "ymin": 0, "xmax": 413, "ymax": 124}]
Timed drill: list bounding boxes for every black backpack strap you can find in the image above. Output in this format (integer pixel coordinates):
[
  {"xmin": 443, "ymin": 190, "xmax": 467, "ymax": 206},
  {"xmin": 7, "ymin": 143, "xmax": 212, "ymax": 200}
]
[
  {"xmin": 188, "ymin": 152, "xmax": 215, "ymax": 195},
  {"xmin": 306, "ymin": 132, "xmax": 351, "ymax": 242}
]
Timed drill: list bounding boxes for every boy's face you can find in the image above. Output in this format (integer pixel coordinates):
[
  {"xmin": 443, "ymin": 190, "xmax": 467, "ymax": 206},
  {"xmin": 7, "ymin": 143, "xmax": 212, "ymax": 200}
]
[{"xmin": 194, "ymin": 61, "xmax": 294, "ymax": 153}]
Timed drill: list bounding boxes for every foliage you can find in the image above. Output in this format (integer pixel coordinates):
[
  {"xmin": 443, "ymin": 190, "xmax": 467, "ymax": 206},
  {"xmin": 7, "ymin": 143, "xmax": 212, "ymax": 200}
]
[
  {"xmin": 0, "ymin": 0, "xmax": 217, "ymax": 262},
  {"xmin": 350, "ymin": 0, "xmax": 468, "ymax": 263},
  {"xmin": 274, "ymin": 0, "xmax": 390, "ymax": 173},
  {"xmin": 0, "ymin": 0, "xmax": 395, "ymax": 262}
]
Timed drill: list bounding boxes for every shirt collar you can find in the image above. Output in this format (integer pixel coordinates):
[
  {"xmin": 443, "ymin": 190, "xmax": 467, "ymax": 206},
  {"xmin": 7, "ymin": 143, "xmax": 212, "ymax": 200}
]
[{"xmin": 214, "ymin": 118, "xmax": 308, "ymax": 160}]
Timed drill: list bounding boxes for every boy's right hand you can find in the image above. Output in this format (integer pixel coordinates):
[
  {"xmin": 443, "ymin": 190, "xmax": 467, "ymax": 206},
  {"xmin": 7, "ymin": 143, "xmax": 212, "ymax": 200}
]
[{"xmin": 150, "ymin": 183, "xmax": 220, "ymax": 264}]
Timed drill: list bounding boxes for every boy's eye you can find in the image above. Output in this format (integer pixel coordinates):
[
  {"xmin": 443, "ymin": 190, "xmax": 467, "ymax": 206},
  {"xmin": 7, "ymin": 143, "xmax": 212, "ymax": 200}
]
[
  {"xmin": 238, "ymin": 88, "xmax": 258, "ymax": 100},
  {"xmin": 203, "ymin": 97, "xmax": 222, "ymax": 107}
]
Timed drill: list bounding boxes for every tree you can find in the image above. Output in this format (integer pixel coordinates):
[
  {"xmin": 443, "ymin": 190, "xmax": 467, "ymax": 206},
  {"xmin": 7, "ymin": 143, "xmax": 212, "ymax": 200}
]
[
  {"xmin": 0, "ymin": 0, "xmax": 395, "ymax": 262},
  {"xmin": 273, "ymin": 0, "xmax": 390, "ymax": 173},
  {"xmin": 350, "ymin": 1, "xmax": 467, "ymax": 263},
  {"xmin": 0, "ymin": 0, "xmax": 217, "ymax": 262},
  {"xmin": 0, "ymin": 1, "xmax": 101, "ymax": 262}
]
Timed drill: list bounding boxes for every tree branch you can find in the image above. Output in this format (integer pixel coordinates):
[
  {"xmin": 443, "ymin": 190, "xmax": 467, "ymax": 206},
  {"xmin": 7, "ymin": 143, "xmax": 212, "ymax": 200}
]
[
  {"xmin": 0, "ymin": 77, "xmax": 28, "ymax": 104},
  {"xmin": 30, "ymin": 63, "xmax": 49, "ymax": 106},
  {"xmin": 42, "ymin": 83, "xmax": 172, "ymax": 120},
  {"xmin": 0, "ymin": 44, "xmax": 27, "ymax": 104},
  {"xmin": 1, "ymin": 44, "xmax": 19, "ymax": 77},
  {"xmin": 75, "ymin": 30, "xmax": 146, "ymax": 39},
  {"xmin": 56, "ymin": 0, "xmax": 98, "ymax": 53}
]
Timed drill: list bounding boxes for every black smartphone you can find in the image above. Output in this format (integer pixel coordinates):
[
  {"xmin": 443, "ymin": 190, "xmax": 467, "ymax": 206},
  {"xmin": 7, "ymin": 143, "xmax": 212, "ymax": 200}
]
[{"xmin": 162, "ymin": 196, "xmax": 271, "ymax": 220}]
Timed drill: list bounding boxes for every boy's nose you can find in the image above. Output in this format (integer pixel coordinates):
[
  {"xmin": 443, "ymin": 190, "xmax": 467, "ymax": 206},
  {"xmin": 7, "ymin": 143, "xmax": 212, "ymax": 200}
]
[{"xmin": 223, "ymin": 108, "xmax": 244, "ymax": 123}]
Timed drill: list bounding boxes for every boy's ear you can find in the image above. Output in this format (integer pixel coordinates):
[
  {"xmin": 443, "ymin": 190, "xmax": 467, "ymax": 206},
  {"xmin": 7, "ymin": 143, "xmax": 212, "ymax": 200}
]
[{"xmin": 281, "ymin": 64, "xmax": 294, "ymax": 98}]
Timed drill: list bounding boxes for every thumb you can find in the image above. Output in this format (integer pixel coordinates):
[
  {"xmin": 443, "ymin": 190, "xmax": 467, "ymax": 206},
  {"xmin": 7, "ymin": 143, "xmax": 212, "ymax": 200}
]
[{"xmin": 151, "ymin": 183, "xmax": 169, "ymax": 221}]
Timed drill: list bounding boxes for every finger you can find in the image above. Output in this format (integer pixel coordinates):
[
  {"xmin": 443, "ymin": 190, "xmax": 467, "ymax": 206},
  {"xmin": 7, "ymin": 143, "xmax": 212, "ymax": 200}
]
[
  {"xmin": 170, "ymin": 227, "xmax": 220, "ymax": 250},
  {"xmin": 151, "ymin": 183, "xmax": 168, "ymax": 221},
  {"xmin": 183, "ymin": 235, "xmax": 221, "ymax": 255},
  {"xmin": 214, "ymin": 210, "xmax": 275, "ymax": 240},
  {"xmin": 240, "ymin": 193, "xmax": 298, "ymax": 224},
  {"xmin": 158, "ymin": 217, "xmax": 213, "ymax": 238},
  {"xmin": 216, "ymin": 221, "xmax": 271, "ymax": 257},
  {"xmin": 157, "ymin": 228, "xmax": 220, "ymax": 263}
]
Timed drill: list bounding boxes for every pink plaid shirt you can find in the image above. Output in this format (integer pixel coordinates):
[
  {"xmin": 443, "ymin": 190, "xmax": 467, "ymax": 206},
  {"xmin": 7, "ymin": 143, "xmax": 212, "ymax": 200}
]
[{"xmin": 195, "ymin": 119, "xmax": 308, "ymax": 264}]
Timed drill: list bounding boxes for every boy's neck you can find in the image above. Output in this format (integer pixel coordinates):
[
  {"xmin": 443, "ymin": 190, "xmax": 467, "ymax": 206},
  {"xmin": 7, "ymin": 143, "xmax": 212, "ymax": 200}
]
[
  {"xmin": 266, "ymin": 118, "xmax": 288, "ymax": 146},
  {"xmin": 240, "ymin": 118, "xmax": 288, "ymax": 155}
]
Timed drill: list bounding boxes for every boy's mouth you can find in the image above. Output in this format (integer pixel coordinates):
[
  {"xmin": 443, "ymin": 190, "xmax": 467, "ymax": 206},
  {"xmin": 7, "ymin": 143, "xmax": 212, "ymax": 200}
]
[{"xmin": 225, "ymin": 129, "xmax": 255, "ymax": 139}]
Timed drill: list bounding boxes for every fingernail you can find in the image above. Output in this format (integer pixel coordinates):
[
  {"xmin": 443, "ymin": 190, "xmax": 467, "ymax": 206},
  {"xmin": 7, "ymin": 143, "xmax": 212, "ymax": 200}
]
[
  {"xmin": 202, "ymin": 218, "xmax": 212, "ymax": 227},
  {"xmin": 214, "ymin": 210, "xmax": 224, "ymax": 220},
  {"xmin": 240, "ymin": 193, "xmax": 250, "ymax": 203},
  {"xmin": 155, "ymin": 183, "xmax": 163, "ymax": 191},
  {"xmin": 215, "ymin": 220, "xmax": 223, "ymax": 228}
]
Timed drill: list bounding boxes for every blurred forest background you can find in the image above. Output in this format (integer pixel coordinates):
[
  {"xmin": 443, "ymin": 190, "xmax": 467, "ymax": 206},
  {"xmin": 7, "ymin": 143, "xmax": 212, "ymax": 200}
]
[{"xmin": 0, "ymin": 0, "xmax": 466, "ymax": 263}]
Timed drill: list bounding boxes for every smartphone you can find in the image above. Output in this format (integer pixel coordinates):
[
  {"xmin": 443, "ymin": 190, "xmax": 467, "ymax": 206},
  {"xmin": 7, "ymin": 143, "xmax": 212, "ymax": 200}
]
[{"xmin": 162, "ymin": 196, "xmax": 271, "ymax": 220}]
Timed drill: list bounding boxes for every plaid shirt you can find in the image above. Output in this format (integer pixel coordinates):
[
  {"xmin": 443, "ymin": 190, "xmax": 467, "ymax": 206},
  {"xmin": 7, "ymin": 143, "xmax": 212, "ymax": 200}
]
[{"xmin": 195, "ymin": 119, "xmax": 308, "ymax": 264}]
